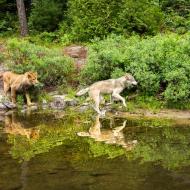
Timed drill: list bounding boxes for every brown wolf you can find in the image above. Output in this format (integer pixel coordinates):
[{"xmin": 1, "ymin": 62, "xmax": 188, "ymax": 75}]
[
  {"xmin": 4, "ymin": 113, "xmax": 40, "ymax": 139},
  {"xmin": 76, "ymin": 73, "xmax": 137, "ymax": 114},
  {"xmin": 0, "ymin": 71, "xmax": 39, "ymax": 107}
]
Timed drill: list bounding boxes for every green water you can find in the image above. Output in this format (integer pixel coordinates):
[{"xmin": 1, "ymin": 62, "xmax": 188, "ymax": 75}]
[{"xmin": 1, "ymin": 110, "xmax": 190, "ymax": 190}]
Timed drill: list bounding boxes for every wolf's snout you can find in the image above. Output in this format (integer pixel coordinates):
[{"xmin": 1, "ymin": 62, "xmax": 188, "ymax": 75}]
[{"xmin": 132, "ymin": 81, "xmax": 138, "ymax": 85}]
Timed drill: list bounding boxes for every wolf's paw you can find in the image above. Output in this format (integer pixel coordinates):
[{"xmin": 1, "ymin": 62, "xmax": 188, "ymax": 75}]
[
  {"xmin": 100, "ymin": 110, "xmax": 106, "ymax": 116},
  {"xmin": 27, "ymin": 102, "xmax": 36, "ymax": 107}
]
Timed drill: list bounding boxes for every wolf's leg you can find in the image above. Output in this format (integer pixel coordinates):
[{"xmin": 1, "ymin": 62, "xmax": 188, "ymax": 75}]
[
  {"xmin": 25, "ymin": 92, "xmax": 35, "ymax": 106},
  {"xmin": 89, "ymin": 90, "xmax": 101, "ymax": 114},
  {"xmin": 112, "ymin": 93, "xmax": 126, "ymax": 107},
  {"xmin": 3, "ymin": 82, "xmax": 11, "ymax": 100},
  {"xmin": 94, "ymin": 96, "xmax": 101, "ymax": 114},
  {"xmin": 11, "ymin": 87, "xmax": 17, "ymax": 105},
  {"xmin": 113, "ymin": 120, "xmax": 127, "ymax": 133}
]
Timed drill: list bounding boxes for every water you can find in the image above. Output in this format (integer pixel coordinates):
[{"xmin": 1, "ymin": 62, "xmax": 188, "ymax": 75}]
[{"xmin": 1, "ymin": 110, "xmax": 190, "ymax": 190}]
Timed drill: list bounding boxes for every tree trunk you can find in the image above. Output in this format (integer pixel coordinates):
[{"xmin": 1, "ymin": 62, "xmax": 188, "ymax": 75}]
[{"xmin": 16, "ymin": 0, "xmax": 28, "ymax": 37}]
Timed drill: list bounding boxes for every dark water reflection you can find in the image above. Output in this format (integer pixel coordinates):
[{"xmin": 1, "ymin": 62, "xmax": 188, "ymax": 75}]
[{"xmin": 1, "ymin": 110, "xmax": 190, "ymax": 190}]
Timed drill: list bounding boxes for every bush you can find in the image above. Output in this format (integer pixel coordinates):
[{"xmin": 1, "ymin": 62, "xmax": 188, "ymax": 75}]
[
  {"xmin": 160, "ymin": 0, "xmax": 190, "ymax": 33},
  {"xmin": 29, "ymin": 0, "xmax": 67, "ymax": 32},
  {"xmin": 118, "ymin": 0, "xmax": 164, "ymax": 35},
  {"xmin": 7, "ymin": 38, "xmax": 75, "ymax": 87},
  {"xmin": 0, "ymin": 12, "xmax": 18, "ymax": 35},
  {"xmin": 80, "ymin": 33, "xmax": 190, "ymax": 103},
  {"xmin": 64, "ymin": 0, "xmax": 164, "ymax": 41}
]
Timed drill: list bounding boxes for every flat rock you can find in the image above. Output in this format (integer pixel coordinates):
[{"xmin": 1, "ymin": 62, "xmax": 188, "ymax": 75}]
[
  {"xmin": 78, "ymin": 105, "xmax": 91, "ymax": 113},
  {"xmin": 63, "ymin": 45, "xmax": 87, "ymax": 59},
  {"xmin": 63, "ymin": 45, "xmax": 87, "ymax": 71},
  {"xmin": 50, "ymin": 95, "xmax": 67, "ymax": 110}
]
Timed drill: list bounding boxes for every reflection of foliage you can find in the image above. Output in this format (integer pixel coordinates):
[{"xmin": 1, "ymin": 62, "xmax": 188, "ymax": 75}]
[
  {"xmin": 5, "ymin": 112, "xmax": 190, "ymax": 170},
  {"xmin": 7, "ymin": 119, "xmax": 85, "ymax": 161},
  {"xmin": 129, "ymin": 126, "xmax": 190, "ymax": 169},
  {"xmin": 123, "ymin": 116, "xmax": 173, "ymax": 128},
  {"xmin": 0, "ymin": 124, "xmax": 3, "ymax": 139},
  {"xmin": 86, "ymin": 139, "xmax": 125, "ymax": 159}
]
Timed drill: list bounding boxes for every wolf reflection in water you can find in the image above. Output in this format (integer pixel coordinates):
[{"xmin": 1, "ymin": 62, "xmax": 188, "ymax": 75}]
[
  {"xmin": 4, "ymin": 112, "xmax": 40, "ymax": 140},
  {"xmin": 77, "ymin": 115, "xmax": 137, "ymax": 150}
]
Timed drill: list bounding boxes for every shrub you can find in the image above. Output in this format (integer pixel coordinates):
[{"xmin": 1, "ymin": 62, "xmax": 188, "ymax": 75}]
[
  {"xmin": 7, "ymin": 38, "xmax": 75, "ymax": 87},
  {"xmin": 118, "ymin": 0, "xmax": 164, "ymax": 35},
  {"xmin": 29, "ymin": 0, "xmax": 67, "ymax": 32},
  {"xmin": 64, "ymin": 0, "xmax": 164, "ymax": 41},
  {"xmin": 80, "ymin": 33, "xmax": 190, "ymax": 103},
  {"xmin": 0, "ymin": 12, "xmax": 18, "ymax": 35}
]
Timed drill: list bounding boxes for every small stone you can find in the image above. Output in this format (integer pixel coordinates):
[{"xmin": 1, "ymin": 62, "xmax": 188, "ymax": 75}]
[
  {"xmin": 50, "ymin": 95, "xmax": 67, "ymax": 110},
  {"xmin": 0, "ymin": 103, "xmax": 7, "ymax": 109},
  {"xmin": 78, "ymin": 105, "xmax": 91, "ymax": 112},
  {"xmin": 2, "ymin": 101, "xmax": 16, "ymax": 109},
  {"xmin": 65, "ymin": 99, "xmax": 78, "ymax": 106}
]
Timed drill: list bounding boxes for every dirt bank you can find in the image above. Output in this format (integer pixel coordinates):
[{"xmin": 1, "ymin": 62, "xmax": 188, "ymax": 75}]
[{"xmin": 108, "ymin": 109, "xmax": 190, "ymax": 126}]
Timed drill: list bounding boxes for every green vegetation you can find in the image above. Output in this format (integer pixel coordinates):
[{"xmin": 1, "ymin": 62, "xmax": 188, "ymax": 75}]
[
  {"xmin": 29, "ymin": 0, "xmax": 67, "ymax": 32},
  {"xmin": 1, "ymin": 0, "xmax": 190, "ymax": 40},
  {"xmin": 81, "ymin": 33, "xmax": 190, "ymax": 104},
  {"xmin": 6, "ymin": 112, "xmax": 87, "ymax": 161},
  {"xmin": 0, "ymin": 0, "xmax": 190, "ymax": 109},
  {"xmin": 129, "ymin": 126, "xmax": 190, "ymax": 169},
  {"xmin": 1, "ymin": 33, "xmax": 190, "ymax": 109},
  {"xmin": 1, "ymin": 2, "xmax": 190, "ymax": 188},
  {"xmin": 6, "ymin": 112, "xmax": 190, "ymax": 170},
  {"xmin": 64, "ymin": 0, "xmax": 163, "ymax": 41},
  {"xmin": 6, "ymin": 38, "xmax": 75, "ymax": 87}
]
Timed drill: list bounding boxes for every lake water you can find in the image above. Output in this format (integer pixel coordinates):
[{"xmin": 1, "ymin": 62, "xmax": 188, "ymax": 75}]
[{"xmin": 1, "ymin": 110, "xmax": 190, "ymax": 190}]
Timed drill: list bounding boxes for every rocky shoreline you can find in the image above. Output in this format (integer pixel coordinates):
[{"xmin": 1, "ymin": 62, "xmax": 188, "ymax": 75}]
[{"xmin": 0, "ymin": 91, "xmax": 189, "ymax": 125}]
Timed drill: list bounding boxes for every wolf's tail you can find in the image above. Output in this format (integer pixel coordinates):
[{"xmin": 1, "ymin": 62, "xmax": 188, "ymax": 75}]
[{"xmin": 76, "ymin": 87, "xmax": 89, "ymax": 96}]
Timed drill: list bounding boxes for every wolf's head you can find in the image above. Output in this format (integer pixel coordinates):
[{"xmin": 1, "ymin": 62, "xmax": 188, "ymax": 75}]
[
  {"xmin": 125, "ymin": 73, "xmax": 137, "ymax": 86},
  {"xmin": 25, "ymin": 71, "xmax": 39, "ymax": 85}
]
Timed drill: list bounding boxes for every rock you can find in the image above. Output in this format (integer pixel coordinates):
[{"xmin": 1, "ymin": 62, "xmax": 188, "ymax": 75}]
[
  {"xmin": 78, "ymin": 105, "xmax": 91, "ymax": 113},
  {"xmin": 48, "ymin": 91, "xmax": 59, "ymax": 96},
  {"xmin": 21, "ymin": 105, "xmax": 38, "ymax": 113},
  {"xmin": 63, "ymin": 45, "xmax": 87, "ymax": 71},
  {"xmin": 1, "ymin": 101, "xmax": 16, "ymax": 109},
  {"xmin": 0, "ymin": 92, "xmax": 16, "ymax": 110},
  {"xmin": 0, "ymin": 103, "xmax": 7, "ymax": 109},
  {"xmin": 63, "ymin": 45, "xmax": 87, "ymax": 59},
  {"xmin": 0, "ymin": 95, "xmax": 15, "ymax": 109},
  {"xmin": 23, "ymin": 103, "xmax": 38, "ymax": 110},
  {"xmin": 50, "ymin": 95, "xmax": 67, "ymax": 110},
  {"xmin": 64, "ymin": 98, "xmax": 78, "ymax": 106},
  {"xmin": 49, "ymin": 94, "xmax": 78, "ymax": 110}
]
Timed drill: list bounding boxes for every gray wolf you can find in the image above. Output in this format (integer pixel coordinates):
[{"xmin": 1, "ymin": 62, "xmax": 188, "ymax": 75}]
[
  {"xmin": 76, "ymin": 73, "xmax": 137, "ymax": 114},
  {"xmin": 0, "ymin": 71, "xmax": 39, "ymax": 107},
  {"xmin": 77, "ymin": 115, "xmax": 137, "ymax": 150}
]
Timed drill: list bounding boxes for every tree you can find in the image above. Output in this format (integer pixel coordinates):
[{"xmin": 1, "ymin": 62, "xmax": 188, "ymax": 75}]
[{"xmin": 16, "ymin": 0, "xmax": 28, "ymax": 36}]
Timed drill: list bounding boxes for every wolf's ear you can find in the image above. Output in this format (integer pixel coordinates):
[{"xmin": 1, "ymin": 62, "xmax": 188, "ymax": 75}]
[
  {"xmin": 125, "ymin": 74, "xmax": 130, "ymax": 80},
  {"xmin": 26, "ymin": 72, "xmax": 33, "ymax": 79}
]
